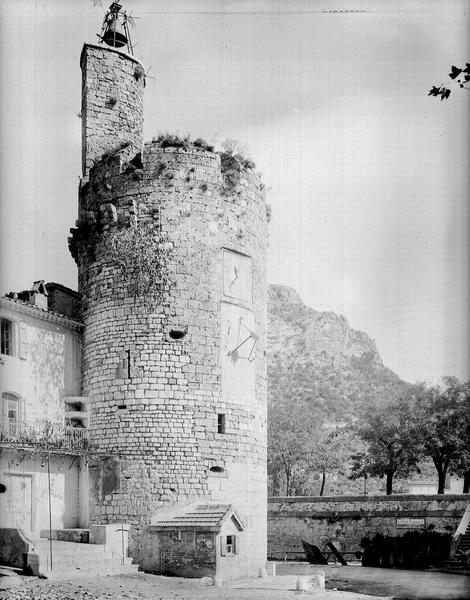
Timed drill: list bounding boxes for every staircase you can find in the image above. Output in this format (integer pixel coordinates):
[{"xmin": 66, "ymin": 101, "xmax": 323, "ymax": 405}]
[
  {"xmin": 457, "ymin": 523, "xmax": 470, "ymax": 555},
  {"xmin": 30, "ymin": 527, "xmax": 139, "ymax": 579},
  {"xmin": 437, "ymin": 505, "xmax": 470, "ymax": 572}
]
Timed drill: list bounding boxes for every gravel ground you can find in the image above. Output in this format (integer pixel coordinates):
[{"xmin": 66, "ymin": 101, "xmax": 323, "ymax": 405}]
[{"xmin": 0, "ymin": 572, "xmax": 389, "ymax": 600}]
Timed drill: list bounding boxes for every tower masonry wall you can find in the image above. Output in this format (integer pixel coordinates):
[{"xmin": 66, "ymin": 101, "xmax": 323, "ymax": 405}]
[
  {"xmin": 80, "ymin": 44, "xmax": 145, "ymax": 177},
  {"xmin": 70, "ymin": 138, "xmax": 268, "ymax": 574}
]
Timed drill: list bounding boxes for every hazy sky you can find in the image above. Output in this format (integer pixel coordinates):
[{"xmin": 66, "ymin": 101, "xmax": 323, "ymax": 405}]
[{"xmin": 0, "ymin": 0, "xmax": 468, "ymax": 384}]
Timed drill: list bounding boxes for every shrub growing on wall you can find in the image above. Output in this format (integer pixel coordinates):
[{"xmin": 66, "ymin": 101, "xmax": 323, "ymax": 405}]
[{"xmin": 107, "ymin": 224, "xmax": 173, "ymax": 308}]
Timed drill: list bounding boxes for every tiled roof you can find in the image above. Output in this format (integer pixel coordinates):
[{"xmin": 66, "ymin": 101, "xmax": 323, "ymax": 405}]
[
  {"xmin": 0, "ymin": 297, "xmax": 83, "ymax": 331},
  {"xmin": 152, "ymin": 504, "xmax": 245, "ymax": 530}
]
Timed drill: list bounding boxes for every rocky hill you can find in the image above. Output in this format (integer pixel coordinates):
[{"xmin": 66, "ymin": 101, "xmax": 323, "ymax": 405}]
[{"xmin": 268, "ymin": 284, "xmax": 408, "ymax": 421}]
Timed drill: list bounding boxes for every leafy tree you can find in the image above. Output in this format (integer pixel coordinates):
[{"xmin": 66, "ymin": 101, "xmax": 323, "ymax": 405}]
[
  {"xmin": 414, "ymin": 377, "xmax": 470, "ymax": 494},
  {"xmin": 428, "ymin": 62, "xmax": 470, "ymax": 100},
  {"xmin": 309, "ymin": 428, "xmax": 350, "ymax": 496},
  {"xmin": 350, "ymin": 397, "xmax": 422, "ymax": 495},
  {"xmin": 268, "ymin": 401, "xmax": 316, "ymax": 496},
  {"xmin": 268, "ymin": 401, "xmax": 358, "ymax": 496}
]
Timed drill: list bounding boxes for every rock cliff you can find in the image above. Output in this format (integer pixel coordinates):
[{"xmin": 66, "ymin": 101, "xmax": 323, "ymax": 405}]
[{"xmin": 268, "ymin": 284, "xmax": 407, "ymax": 420}]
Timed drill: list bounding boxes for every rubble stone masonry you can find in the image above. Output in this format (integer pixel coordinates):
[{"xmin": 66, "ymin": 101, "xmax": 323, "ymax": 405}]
[
  {"xmin": 70, "ymin": 45, "xmax": 267, "ymax": 574},
  {"xmin": 268, "ymin": 494, "xmax": 469, "ymax": 557}
]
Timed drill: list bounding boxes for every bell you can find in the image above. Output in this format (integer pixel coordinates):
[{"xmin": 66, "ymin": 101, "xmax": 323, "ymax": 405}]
[{"xmin": 102, "ymin": 16, "xmax": 128, "ymax": 48}]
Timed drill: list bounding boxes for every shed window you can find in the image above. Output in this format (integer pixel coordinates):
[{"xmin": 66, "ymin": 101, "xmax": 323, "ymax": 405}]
[{"xmin": 220, "ymin": 534, "xmax": 238, "ymax": 556}]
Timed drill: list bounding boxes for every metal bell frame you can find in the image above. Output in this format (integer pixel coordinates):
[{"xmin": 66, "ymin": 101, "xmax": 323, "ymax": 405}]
[{"xmin": 98, "ymin": 2, "xmax": 133, "ymax": 55}]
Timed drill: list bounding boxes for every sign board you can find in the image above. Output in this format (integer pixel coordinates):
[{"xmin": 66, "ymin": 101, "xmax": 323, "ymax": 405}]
[{"xmin": 396, "ymin": 517, "xmax": 425, "ymax": 528}]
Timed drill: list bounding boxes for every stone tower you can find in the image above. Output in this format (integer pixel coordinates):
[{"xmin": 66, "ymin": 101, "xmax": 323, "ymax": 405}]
[{"xmin": 69, "ymin": 40, "xmax": 267, "ymax": 578}]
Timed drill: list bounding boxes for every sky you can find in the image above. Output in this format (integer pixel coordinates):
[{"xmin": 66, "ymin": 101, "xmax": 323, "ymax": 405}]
[{"xmin": 0, "ymin": 0, "xmax": 469, "ymax": 384}]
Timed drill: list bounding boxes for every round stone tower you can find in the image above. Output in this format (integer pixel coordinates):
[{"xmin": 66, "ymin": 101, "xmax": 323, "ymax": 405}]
[{"xmin": 70, "ymin": 43, "xmax": 267, "ymax": 576}]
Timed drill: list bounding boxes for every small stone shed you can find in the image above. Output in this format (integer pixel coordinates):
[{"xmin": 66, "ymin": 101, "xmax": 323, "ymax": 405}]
[{"xmin": 140, "ymin": 504, "xmax": 246, "ymax": 579}]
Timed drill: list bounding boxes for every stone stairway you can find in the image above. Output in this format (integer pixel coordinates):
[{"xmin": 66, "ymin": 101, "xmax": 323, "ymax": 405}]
[
  {"xmin": 457, "ymin": 523, "xmax": 470, "ymax": 554},
  {"xmin": 32, "ymin": 528, "xmax": 139, "ymax": 579},
  {"xmin": 437, "ymin": 513, "xmax": 470, "ymax": 572}
]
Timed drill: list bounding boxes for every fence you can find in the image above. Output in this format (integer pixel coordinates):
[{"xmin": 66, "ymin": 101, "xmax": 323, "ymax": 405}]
[{"xmin": 0, "ymin": 419, "xmax": 89, "ymax": 451}]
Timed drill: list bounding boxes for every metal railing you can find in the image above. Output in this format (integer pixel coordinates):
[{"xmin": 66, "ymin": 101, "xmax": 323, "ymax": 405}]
[{"xmin": 0, "ymin": 419, "xmax": 89, "ymax": 451}]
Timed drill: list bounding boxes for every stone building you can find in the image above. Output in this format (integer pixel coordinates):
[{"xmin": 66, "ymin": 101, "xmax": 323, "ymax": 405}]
[
  {"xmin": 68, "ymin": 34, "xmax": 268, "ymax": 578},
  {"xmin": 0, "ymin": 282, "xmax": 90, "ymax": 570},
  {"xmin": 1, "ymin": 11, "xmax": 268, "ymax": 581}
]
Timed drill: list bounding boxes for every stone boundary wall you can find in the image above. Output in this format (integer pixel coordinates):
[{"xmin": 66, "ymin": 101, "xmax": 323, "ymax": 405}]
[{"xmin": 268, "ymin": 494, "xmax": 469, "ymax": 557}]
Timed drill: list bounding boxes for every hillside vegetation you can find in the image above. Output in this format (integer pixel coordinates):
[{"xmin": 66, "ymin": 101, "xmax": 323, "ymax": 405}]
[{"xmin": 268, "ymin": 284, "xmax": 408, "ymax": 422}]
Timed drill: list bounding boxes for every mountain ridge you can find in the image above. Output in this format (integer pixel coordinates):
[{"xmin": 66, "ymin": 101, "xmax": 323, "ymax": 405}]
[{"xmin": 267, "ymin": 283, "xmax": 407, "ymax": 420}]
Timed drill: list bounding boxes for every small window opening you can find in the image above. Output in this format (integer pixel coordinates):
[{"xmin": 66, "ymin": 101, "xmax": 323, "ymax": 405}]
[
  {"xmin": 117, "ymin": 404, "xmax": 127, "ymax": 410},
  {"xmin": 168, "ymin": 327, "xmax": 187, "ymax": 341},
  {"xmin": 217, "ymin": 414, "xmax": 226, "ymax": 434},
  {"xmin": 210, "ymin": 465, "xmax": 225, "ymax": 473},
  {"xmin": 226, "ymin": 535, "xmax": 234, "ymax": 554}
]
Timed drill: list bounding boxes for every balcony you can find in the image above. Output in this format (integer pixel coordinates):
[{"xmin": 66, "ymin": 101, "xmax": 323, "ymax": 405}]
[{"xmin": 0, "ymin": 418, "xmax": 89, "ymax": 452}]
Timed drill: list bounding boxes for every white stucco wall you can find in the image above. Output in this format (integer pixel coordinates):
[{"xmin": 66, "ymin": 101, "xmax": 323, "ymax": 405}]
[
  {"xmin": 0, "ymin": 451, "xmax": 81, "ymax": 536},
  {"xmin": 0, "ymin": 301, "xmax": 87, "ymax": 535},
  {"xmin": 0, "ymin": 302, "xmax": 81, "ymax": 430}
]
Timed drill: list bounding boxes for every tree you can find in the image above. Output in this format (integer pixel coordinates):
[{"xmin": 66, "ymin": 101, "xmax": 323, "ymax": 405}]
[
  {"xmin": 309, "ymin": 428, "xmax": 349, "ymax": 497},
  {"xmin": 428, "ymin": 62, "xmax": 470, "ymax": 100},
  {"xmin": 268, "ymin": 401, "xmax": 358, "ymax": 496},
  {"xmin": 414, "ymin": 377, "xmax": 470, "ymax": 494},
  {"xmin": 350, "ymin": 397, "xmax": 421, "ymax": 495},
  {"xmin": 268, "ymin": 401, "xmax": 316, "ymax": 496}
]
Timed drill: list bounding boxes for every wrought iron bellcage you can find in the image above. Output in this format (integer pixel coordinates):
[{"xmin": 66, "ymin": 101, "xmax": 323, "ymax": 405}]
[{"xmin": 98, "ymin": 2, "xmax": 133, "ymax": 55}]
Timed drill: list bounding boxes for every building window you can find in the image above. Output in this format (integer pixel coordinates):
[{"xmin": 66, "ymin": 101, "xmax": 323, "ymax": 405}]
[
  {"xmin": 1, "ymin": 319, "xmax": 13, "ymax": 355},
  {"xmin": 217, "ymin": 414, "xmax": 226, "ymax": 434},
  {"xmin": 1, "ymin": 393, "xmax": 21, "ymax": 436},
  {"xmin": 220, "ymin": 534, "xmax": 238, "ymax": 556}
]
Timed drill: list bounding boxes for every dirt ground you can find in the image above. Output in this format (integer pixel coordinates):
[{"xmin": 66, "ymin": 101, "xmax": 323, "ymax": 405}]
[
  {"xmin": 0, "ymin": 571, "xmax": 388, "ymax": 600},
  {"xmin": 1, "ymin": 565, "xmax": 469, "ymax": 600},
  {"xmin": 277, "ymin": 563, "xmax": 470, "ymax": 600}
]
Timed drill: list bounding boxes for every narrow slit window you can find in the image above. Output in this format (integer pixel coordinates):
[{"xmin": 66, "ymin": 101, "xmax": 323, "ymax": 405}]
[{"xmin": 217, "ymin": 414, "xmax": 226, "ymax": 434}]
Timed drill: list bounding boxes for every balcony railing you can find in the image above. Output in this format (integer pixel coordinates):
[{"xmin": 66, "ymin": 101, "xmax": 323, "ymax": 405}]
[{"xmin": 0, "ymin": 418, "xmax": 89, "ymax": 452}]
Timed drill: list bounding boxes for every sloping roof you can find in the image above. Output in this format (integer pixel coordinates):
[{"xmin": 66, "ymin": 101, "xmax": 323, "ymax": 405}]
[
  {"xmin": 151, "ymin": 504, "xmax": 245, "ymax": 531},
  {"xmin": 45, "ymin": 282, "xmax": 81, "ymax": 299},
  {"xmin": 0, "ymin": 297, "xmax": 83, "ymax": 331}
]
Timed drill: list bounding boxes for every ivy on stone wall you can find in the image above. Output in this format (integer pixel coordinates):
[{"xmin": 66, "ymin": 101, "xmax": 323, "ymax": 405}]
[{"xmin": 107, "ymin": 224, "xmax": 173, "ymax": 308}]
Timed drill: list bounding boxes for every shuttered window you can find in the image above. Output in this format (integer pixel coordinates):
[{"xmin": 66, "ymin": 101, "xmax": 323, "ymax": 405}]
[{"xmin": 1, "ymin": 319, "xmax": 12, "ymax": 355}]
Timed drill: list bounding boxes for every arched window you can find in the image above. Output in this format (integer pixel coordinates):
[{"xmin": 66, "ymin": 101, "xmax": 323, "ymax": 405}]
[{"xmin": 1, "ymin": 393, "xmax": 21, "ymax": 436}]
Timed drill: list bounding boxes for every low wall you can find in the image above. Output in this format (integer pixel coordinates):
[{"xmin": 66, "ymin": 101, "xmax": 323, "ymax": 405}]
[
  {"xmin": 268, "ymin": 494, "xmax": 469, "ymax": 557},
  {"xmin": 0, "ymin": 528, "xmax": 30, "ymax": 569}
]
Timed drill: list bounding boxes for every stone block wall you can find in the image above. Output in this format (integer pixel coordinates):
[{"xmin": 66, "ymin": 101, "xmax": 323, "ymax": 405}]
[
  {"xmin": 80, "ymin": 44, "xmax": 145, "ymax": 177},
  {"xmin": 268, "ymin": 494, "xmax": 469, "ymax": 557},
  {"xmin": 70, "ymin": 44, "xmax": 268, "ymax": 576}
]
